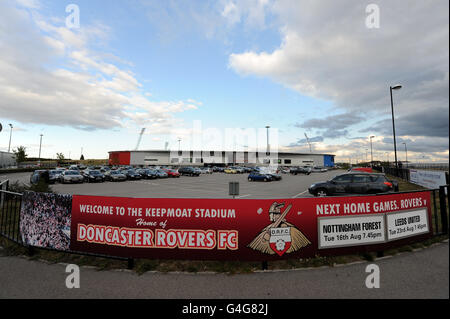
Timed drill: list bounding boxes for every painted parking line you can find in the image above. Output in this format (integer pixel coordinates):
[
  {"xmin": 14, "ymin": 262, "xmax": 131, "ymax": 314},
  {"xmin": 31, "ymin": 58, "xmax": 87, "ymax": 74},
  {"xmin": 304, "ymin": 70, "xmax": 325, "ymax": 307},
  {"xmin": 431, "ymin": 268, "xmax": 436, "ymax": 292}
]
[
  {"xmin": 235, "ymin": 194, "xmax": 251, "ymax": 199},
  {"xmin": 292, "ymin": 190, "xmax": 308, "ymax": 198}
]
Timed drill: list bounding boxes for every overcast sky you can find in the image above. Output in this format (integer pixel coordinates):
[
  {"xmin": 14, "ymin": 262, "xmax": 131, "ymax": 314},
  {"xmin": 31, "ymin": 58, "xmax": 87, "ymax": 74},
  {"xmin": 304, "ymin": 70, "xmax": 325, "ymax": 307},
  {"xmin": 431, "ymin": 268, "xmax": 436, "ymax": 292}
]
[{"xmin": 0, "ymin": 0, "xmax": 448, "ymax": 163}]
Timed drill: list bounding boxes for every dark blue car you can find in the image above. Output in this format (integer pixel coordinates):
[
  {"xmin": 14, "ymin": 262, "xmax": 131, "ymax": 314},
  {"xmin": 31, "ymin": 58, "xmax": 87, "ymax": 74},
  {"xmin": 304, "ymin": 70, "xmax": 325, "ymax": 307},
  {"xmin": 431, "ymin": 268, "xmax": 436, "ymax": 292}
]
[{"xmin": 248, "ymin": 172, "xmax": 272, "ymax": 182}]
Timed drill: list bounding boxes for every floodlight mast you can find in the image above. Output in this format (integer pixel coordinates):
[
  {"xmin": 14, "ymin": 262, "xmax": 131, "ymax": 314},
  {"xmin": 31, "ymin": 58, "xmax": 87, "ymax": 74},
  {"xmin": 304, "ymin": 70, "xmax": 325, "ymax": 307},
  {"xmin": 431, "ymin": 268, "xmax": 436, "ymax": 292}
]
[
  {"xmin": 135, "ymin": 128, "xmax": 145, "ymax": 151},
  {"xmin": 304, "ymin": 133, "xmax": 312, "ymax": 153}
]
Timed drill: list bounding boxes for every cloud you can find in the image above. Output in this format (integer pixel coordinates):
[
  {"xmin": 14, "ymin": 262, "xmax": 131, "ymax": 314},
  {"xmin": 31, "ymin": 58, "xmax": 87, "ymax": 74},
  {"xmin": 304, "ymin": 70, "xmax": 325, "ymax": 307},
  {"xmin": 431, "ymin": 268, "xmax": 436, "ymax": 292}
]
[
  {"xmin": 295, "ymin": 112, "xmax": 364, "ymax": 139},
  {"xmin": 0, "ymin": 2, "xmax": 200, "ymax": 133},
  {"xmin": 15, "ymin": 0, "xmax": 40, "ymax": 9},
  {"xmin": 287, "ymin": 135, "xmax": 323, "ymax": 147},
  {"xmin": 221, "ymin": 0, "xmax": 272, "ymax": 29},
  {"xmin": 359, "ymin": 106, "xmax": 449, "ymax": 138},
  {"xmin": 229, "ymin": 0, "xmax": 449, "ymax": 160}
]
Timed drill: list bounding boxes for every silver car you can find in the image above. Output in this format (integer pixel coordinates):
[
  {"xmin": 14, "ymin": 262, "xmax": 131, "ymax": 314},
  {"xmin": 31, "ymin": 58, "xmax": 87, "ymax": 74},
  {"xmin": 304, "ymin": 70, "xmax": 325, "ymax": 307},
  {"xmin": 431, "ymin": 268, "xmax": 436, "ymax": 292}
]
[
  {"xmin": 107, "ymin": 170, "xmax": 127, "ymax": 182},
  {"xmin": 59, "ymin": 170, "xmax": 84, "ymax": 184}
]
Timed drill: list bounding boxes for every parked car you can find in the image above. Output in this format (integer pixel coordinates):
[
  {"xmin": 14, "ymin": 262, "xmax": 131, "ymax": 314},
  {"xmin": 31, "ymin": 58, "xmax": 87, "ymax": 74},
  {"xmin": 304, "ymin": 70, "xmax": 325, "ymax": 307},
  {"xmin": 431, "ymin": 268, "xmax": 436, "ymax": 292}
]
[
  {"xmin": 59, "ymin": 170, "xmax": 84, "ymax": 184},
  {"xmin": 267, "ymin": 173, "xmax": 282, "ymax": 181},
  {"xmin": 30, "ymin": 170, "xmax": 52, "ymax": 185},
  {"xmin": 83, "ymin": 170, "xmax": 105, "ymax": 183},
  {"xmin": 290, "ymin": 167, "xmax": 312, "ymax": 175},
  {"xmin": 312, "ymin": 166, "xmax": 328, "ymax": 173},
  {"xmin": 248, "ymin": 172, "xmax": 273, "ymax": 182},
  {"xmin": 178, "ymin": 167, "xmax": 200, "ymax": 176},
  {"xmin": 231, "ymin": 166, "xmax": 245, "ymax": 174},
  {"xmin": 164, "ymin": 169, "xmax": 180, "ymax": 178},
  {"xmin": 199, "ymin": 167, "xmax": 213, "ymax": 174},
  {"xmin": 136, "ymin": 168, "xmax": 157, "ymax": 179},
  {"xmin": 308, "ymin": 172, "xmax": 399, "ymax": 197},
  {"xmin": 351, "ymin": 167, "xmax": 373, "ymax": 173},
  {"xmin": 224, "ymin": 167, "xmax": 238, "ymax": 174},
  {"xmin": 48, "ymin": 170, "xmax": 63, "ymax": 183},
  {"xmin": 106, "ymin": 170, "xmax": 127, "ymax": 182},
  {"xmin": 121, "ymin": 169, "xmax": 142, "ymax": 180},
  {"xmin": 154, "ymin": 169, "xmax": 169, "ymax": 178}
]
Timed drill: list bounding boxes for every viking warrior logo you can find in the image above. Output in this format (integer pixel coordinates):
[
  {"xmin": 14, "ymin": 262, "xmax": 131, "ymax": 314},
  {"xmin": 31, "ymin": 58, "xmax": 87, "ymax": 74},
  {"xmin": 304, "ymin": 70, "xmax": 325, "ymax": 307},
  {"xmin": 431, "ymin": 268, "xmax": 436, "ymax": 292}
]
[{"xmin": 248, "ymin": 202, "xmax": 311, "ymax": 256}]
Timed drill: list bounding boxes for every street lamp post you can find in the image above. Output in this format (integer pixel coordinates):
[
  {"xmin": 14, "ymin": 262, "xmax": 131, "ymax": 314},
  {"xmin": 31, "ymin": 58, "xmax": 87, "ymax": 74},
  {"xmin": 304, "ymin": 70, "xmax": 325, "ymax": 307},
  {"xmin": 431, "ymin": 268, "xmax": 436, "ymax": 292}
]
[
  {"xmin": 265, "ymin": 125, "xmax": 270, "ymax": 155},
  {"xmin": 402, "ymin": 142, "xmax": 408, "ymax": 168},
  {"xmin": 369, "ymin": 135, "xmax": 375, "ymax": 166},
  {"xmin": 38, "ymin": 134, "xmax": 43, "ymax": 164},
  {"xmin": 390, "ymin": 84, "xmax": 402, "ymax": 169},
  {"xmin": 8, "ymin": 124, "xmax": 13, "ymax": 153}
]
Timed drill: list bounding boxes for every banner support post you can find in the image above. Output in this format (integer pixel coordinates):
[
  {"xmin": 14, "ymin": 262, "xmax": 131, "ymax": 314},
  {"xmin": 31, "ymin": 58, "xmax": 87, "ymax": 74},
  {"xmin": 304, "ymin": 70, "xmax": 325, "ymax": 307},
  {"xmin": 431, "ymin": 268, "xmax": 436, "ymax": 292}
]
[
  {"xmin": 262, "ymin": 261, "xmax": 268, "ymax": 270},
  {"xmin": 127, "ymin": 258, "xmax": 134, "ymax": 270}
]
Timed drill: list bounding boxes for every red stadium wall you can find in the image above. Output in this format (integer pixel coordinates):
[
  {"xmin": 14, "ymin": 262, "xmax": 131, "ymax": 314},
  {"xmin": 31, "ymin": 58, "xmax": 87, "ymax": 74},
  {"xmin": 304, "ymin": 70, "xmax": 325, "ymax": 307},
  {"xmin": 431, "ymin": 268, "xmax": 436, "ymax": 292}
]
[{"xmin": 109, "ymin": 152, "xmax": 131, "ymax": 166}]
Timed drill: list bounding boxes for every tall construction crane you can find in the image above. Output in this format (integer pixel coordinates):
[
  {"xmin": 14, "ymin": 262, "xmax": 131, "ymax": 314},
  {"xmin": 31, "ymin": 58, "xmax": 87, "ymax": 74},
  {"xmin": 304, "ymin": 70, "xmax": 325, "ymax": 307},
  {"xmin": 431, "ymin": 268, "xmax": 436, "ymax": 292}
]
[
  {"xmin": 135, "ymin": 128, "xmax": 145, "ymax": 150},
  {"xmin": 304, "ymin": 133, "xmax": 312, "ymax": 153}
]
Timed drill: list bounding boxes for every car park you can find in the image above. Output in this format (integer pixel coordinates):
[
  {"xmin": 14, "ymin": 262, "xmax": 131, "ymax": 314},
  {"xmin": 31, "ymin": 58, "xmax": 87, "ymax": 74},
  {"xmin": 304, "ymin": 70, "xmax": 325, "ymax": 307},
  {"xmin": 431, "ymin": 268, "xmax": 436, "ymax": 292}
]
[
  {"xmin": 59, "ymin": 170, "xmax": 84, "ymax": 184},
  {"xmin": 178, "ymin": 167, "xmax": 200, "ymax": 176},
  {"xmin": 106, "ymin": 170, "xmax": 127, "ymax": 182},
  {"xmin": 83, "ymin": 170, "xmax": 105, "ymax": 183},
  {"xmin": 248, "ymin": 172, "xmax": 273, "ymax": 182},
  {"xmin": 308, "ymin": 172, "xmax": 398, "ymax": 197}
]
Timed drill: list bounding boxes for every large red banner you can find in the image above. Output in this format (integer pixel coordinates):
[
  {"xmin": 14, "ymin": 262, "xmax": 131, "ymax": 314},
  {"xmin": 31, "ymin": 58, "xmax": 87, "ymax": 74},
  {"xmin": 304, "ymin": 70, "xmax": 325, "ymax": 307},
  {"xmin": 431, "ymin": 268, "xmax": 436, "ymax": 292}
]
[{"xmin": 70, "ymin": 192, "xmax": 432, "ymax": 261}]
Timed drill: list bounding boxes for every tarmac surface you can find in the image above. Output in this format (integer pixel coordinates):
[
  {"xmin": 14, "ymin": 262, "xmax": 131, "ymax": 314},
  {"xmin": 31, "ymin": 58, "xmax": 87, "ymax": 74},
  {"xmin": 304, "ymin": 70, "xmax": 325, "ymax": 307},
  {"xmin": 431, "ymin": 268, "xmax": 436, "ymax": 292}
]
[
  {"xmin": 1, "ymin": 170, "xmax": 345, "ymax": 199},
  {"xmin": 0, "ymin": 240, "xmax": 448, "ymax": 299}
]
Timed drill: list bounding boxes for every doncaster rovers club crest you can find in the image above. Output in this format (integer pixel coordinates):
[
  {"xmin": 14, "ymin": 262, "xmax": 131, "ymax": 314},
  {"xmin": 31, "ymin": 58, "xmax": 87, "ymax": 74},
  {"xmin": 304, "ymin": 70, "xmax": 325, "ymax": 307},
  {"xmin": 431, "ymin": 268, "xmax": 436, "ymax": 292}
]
[{"xmin": 248, "ymin": 202, "xmax": 311, "ymax": 256}]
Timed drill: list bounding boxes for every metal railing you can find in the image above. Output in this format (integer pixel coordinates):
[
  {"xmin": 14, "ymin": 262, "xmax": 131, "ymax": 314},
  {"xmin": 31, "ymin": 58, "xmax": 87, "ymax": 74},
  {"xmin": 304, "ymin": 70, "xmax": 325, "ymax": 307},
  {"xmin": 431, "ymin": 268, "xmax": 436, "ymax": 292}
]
[
  {"xmin": 0, "ymin": 181, "xmax": 131, "ymax": 266},
  {"xmin": 384, "ymin": 167, "xmax": 411, "ymax": 181},
  {"xmin": 0, "ymin": 181, "xmax": 448, "ymax": 267},
  {"xmin": 0, "ymin": 180, "xmax": 23, "ymax": 244}
]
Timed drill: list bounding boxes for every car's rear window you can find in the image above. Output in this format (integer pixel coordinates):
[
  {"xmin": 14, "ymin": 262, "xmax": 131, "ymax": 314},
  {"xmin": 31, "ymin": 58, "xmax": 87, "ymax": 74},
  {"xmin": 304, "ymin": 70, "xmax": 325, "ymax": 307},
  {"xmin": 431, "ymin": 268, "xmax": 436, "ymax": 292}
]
[
  {"xmin": 353, "ymin": 175, "xmax": 371, "ymax": 183},
  {"xmin": 333, "ymin": 175, "xmax": 353, "ymax": 182},
  {"xmin": 370, "ymin": 175, "xmax": 386, "ymax": 182}
]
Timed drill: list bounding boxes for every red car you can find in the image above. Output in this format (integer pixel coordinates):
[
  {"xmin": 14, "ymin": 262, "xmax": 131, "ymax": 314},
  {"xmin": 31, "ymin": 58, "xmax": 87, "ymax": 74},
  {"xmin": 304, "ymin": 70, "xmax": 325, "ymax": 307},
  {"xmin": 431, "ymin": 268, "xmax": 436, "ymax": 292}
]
[
  {"xmin": 351, "ymin": 167, "xmax": 373, "ymax": 173},
  {"xmin": 164, "ymin": 169, "xmax": 180, "ymax": 177}
]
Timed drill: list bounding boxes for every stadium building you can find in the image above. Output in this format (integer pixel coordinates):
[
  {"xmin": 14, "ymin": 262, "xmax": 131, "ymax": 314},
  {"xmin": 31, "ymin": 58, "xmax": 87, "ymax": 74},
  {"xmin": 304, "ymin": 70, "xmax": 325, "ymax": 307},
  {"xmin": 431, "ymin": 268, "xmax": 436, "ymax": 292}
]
[
  {"xmin": 108, "ymin": 150, "xmax": 335, "ymax": 168},
  {"xmin": 0, "ymin": 151, "xmax": 15, "ymax": 168}
]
